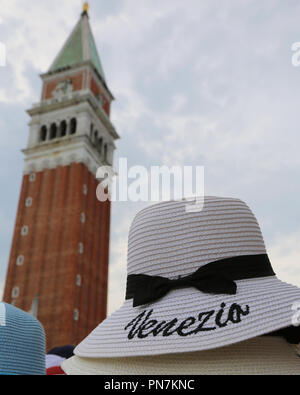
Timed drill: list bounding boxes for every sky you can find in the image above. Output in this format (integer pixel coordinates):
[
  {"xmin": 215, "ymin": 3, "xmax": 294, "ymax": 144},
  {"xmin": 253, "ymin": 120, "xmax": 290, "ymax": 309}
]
[{"xmin": 0, "ymin": 0, "xmax": 300, "ymax": 315}]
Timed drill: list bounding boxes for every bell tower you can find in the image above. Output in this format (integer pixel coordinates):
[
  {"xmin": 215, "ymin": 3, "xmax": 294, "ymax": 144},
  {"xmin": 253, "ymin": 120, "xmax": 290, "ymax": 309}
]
[{"xmin": 3, "ymin": 5, "xmax": 119, "ymax": 350}]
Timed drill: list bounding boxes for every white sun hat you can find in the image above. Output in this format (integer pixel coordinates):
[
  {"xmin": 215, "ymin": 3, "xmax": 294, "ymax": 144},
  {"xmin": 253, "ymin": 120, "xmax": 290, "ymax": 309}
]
[
  {"xmin": 74, "ymin": 197, "xmax": 300, "ymax": 358},
  {"xmin": 62, "ymin": 337, "xmax": 300, "ymax": 375}
]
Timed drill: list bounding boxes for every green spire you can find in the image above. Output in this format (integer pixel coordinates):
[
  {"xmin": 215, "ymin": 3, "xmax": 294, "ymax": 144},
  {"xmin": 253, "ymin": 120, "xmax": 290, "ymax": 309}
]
[
  {"xmin": 50, "ymin": 21, "xmax": 83, "ymax": 71},
  {"xmin": 89, "ymin": 30, "xmax": 106, "ymax": 82},
  {"xmin": 49, "ymin": 11, "xmax": 106, "ymax": 83}
]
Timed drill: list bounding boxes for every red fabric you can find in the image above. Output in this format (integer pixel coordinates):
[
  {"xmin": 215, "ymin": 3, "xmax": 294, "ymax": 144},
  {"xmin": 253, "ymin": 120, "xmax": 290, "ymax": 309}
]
[{"xmin": 46, "ymin": 366, "xmax": 66, "ymax": 375}]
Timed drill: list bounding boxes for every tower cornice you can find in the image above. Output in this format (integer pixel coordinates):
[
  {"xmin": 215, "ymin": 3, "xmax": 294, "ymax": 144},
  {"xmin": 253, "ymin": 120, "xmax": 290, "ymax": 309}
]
[{"xmin": 22, "ymin": 134, "xmax": 114, "ymax": 176}]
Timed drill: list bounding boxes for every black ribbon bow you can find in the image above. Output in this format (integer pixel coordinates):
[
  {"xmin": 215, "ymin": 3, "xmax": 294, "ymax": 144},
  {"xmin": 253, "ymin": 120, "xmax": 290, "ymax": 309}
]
[
  {"xmin": 129, "ymin": 267, "xmax": 237, "ymax": 308},
  {"xmin": 126, "ymin": 254, "xmax": 275, "ymax": 307}
]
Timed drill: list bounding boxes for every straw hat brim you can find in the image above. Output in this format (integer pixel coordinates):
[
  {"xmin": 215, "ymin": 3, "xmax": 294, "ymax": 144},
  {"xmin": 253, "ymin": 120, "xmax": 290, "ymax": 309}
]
[
  {"xmin": 62, "ymin": 337, "xmax": 300, "ymax": 375},
  {"xmin": 74, "ymin": 276, "xmax": 300, "ymax": 358}
]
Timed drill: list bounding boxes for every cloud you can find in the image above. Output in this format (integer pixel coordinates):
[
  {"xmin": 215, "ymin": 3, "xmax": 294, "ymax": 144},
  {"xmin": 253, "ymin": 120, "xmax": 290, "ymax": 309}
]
[
  {"xmin": 107, "ymin": 237, "xmax": 127, "ymax": 314},
  {"xmin": 268, "ymin": 229, "xmax": 300, "ymax": 287},
  {"xmin": 107, "ymin": 201, "xmax": 147, "ymax": 314},
  {"xmin": 107, "ymin": 206, "xmax": 132, "ymax": 314}
]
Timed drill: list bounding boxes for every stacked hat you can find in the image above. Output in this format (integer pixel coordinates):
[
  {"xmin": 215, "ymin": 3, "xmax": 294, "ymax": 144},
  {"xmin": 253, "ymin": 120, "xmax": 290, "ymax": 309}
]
[
  {"xmin": 48, "ymin": 345, "xmax": 75, "ymax": 359},
  {"xmin": 62, "ymin": 197, "xmax": 300, "ymax": 375},
  {"xmin": 0, "ymin": 303, "xmax": 46, "ymax": 375},
  {"xmin": 46, "ymin": 345, "xmax": 74, "ymax": 375},
  {"xmin": 46, "ymin": 356, "xmax": 65, "ymax": 375},
  {"xmin": 62, "ymin": 336, "xmax": 300, "ymax": 375}
]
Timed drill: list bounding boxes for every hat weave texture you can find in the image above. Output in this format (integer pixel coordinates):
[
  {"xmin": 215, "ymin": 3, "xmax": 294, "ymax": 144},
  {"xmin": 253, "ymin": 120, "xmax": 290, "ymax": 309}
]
[
  {"xmin": 0, "ymin": 303, "xmax": 46, "ymax": 375},
  {"xmin": 63, "ymin": 337, "xmax": 300, "ymax": 375}
]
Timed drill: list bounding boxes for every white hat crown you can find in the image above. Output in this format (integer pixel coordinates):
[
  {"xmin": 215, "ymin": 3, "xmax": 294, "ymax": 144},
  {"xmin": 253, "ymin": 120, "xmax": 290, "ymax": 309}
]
[{"xmin": 127, "ymin": 196, "xmax": 266, "ymax": 278}]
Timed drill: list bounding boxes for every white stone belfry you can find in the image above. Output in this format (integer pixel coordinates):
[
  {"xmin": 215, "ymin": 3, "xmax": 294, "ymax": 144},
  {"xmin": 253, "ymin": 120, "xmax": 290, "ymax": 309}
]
[{"xmin": 23, "ymin": 10, "xmax": 119, "ymax": 176}]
